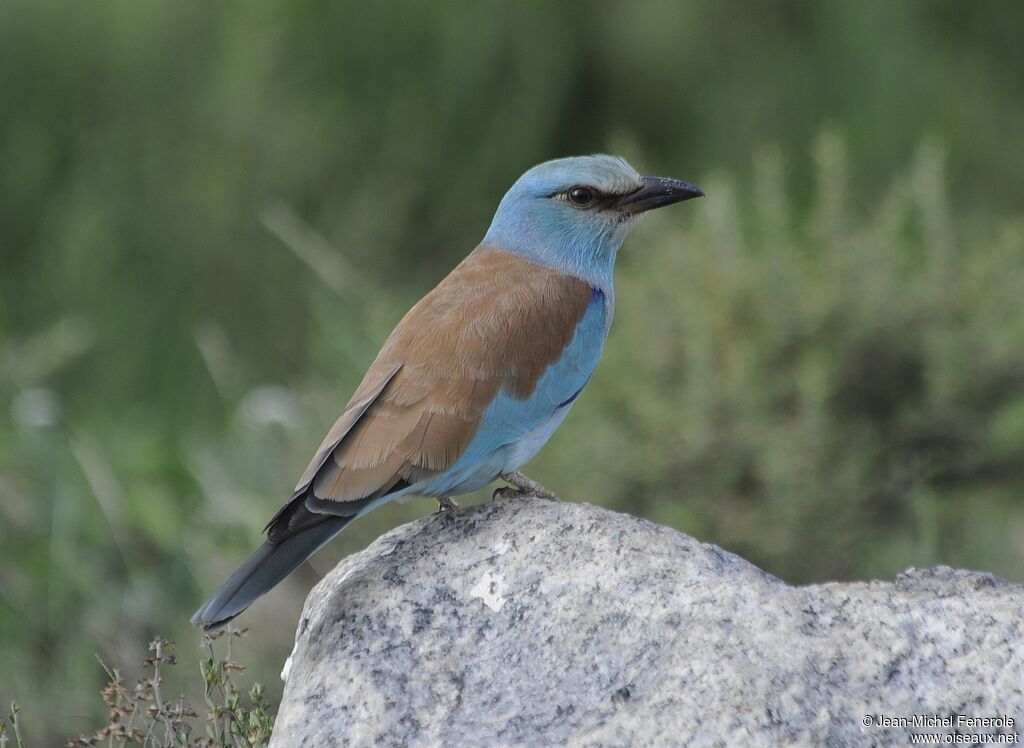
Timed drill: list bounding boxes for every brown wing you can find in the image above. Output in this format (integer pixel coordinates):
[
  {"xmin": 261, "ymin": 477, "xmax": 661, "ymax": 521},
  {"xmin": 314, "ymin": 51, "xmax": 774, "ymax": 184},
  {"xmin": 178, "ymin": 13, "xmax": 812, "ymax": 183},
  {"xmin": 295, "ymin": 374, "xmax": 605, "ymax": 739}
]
[
  {"xmin": 296, "ymin": 245, "xmax": 593, "ymax": 506},
  {"xmin": 293, "ymin": 363, "xmax": 403, "ymax": 491}
]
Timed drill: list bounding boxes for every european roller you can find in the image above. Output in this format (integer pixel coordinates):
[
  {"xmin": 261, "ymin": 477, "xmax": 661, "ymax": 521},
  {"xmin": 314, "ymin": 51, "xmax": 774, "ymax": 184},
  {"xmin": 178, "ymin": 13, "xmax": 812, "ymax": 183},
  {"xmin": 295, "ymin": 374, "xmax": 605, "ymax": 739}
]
[{"xmin": 192, "ymin": 155, "xmax": 702, "ymax": 629}]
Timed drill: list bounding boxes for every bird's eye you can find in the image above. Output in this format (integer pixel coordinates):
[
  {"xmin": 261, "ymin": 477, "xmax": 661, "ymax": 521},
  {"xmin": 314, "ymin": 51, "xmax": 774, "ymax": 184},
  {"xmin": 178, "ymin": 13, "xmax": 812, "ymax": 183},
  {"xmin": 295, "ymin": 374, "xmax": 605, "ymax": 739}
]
[{"xmin": 567, "ymin": 186, "xmax": 595, "ymax": 207}]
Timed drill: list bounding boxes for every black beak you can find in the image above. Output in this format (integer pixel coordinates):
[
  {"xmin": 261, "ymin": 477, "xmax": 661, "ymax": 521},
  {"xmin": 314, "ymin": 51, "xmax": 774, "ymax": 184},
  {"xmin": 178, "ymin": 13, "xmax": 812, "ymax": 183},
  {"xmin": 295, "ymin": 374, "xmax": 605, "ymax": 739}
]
[{"xmin": 614, "ymin": 176, "xmax": 704, "ymax": 214}]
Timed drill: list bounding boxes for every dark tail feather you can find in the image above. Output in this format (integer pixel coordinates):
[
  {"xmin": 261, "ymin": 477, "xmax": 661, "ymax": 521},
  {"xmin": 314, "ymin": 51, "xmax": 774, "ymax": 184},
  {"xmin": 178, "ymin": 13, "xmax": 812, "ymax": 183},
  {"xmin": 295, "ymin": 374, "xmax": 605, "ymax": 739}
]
[{"xmin": 191, "ymin": 515, "xmax": 352, "ymax": 630}]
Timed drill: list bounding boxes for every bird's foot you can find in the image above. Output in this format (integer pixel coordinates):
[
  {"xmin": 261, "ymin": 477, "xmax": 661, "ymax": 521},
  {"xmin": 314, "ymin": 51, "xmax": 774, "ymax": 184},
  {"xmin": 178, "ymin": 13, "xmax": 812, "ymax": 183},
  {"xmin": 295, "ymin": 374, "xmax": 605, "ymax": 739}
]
[
  {"xmin": 435, "ymin": 496, "xmax": 459, "ymax": 513},
  {"xmin": 492, "ymin": 471, "xmax": 560, "ymax": 501}
]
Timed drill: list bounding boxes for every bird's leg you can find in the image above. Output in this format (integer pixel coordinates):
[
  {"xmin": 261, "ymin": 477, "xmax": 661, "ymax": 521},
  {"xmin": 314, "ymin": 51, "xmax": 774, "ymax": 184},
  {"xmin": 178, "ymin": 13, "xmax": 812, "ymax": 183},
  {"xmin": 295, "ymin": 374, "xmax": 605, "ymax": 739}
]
[
  {"xmin": 435, "ymin": 495, "xmax": 459, "ymax": 513},
  {"xmin": 491, "ymin": 471, "xmax": 560, "ymax": 501}
]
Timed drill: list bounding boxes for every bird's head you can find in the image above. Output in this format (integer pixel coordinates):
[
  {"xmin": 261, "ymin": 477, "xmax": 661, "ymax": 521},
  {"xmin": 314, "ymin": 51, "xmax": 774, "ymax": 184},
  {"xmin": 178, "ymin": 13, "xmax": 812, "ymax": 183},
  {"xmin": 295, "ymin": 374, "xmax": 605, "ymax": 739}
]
[{"xmin": 483, "ymin": 155, "xmax": 702, "ymax": 289}]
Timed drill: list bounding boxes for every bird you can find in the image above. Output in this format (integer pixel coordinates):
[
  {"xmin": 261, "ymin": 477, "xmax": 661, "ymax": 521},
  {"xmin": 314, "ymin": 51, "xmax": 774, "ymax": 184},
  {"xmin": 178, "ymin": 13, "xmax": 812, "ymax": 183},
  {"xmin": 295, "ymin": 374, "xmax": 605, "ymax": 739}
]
[{"xmin": 191, "ymin": 155, "xmax": 702, "ymax": 629}]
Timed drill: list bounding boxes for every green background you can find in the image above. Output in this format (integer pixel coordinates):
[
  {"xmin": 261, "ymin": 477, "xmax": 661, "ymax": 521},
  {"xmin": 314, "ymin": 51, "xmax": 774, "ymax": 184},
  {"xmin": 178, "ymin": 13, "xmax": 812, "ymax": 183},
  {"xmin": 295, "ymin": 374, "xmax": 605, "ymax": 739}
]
[{"xmin": 3, "ymin": 1, "xmax": 1024, "ymax": 741}]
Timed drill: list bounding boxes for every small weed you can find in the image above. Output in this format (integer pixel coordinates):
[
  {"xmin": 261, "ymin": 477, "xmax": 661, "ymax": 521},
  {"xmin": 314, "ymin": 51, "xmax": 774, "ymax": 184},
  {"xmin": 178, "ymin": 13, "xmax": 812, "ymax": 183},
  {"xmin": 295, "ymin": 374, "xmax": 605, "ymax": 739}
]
[{"xmin": 31, "ymin": 629, "xmax": 278, "ymax": 748}]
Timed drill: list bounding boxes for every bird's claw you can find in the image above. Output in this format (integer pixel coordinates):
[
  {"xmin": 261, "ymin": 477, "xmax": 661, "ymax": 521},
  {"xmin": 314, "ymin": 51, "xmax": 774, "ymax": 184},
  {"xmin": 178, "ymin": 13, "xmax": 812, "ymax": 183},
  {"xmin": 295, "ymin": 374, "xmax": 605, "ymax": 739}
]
[
  {"xmin": 492, "ymin": 472, "xmax": 560, "ymax": 501},
  {"xmin": 435, "ymin": 496, "xmax": 459, "ymax": 513},
  {"xmin": 491, "ymin": 486, "xmax": 524, "ymax": 502}
]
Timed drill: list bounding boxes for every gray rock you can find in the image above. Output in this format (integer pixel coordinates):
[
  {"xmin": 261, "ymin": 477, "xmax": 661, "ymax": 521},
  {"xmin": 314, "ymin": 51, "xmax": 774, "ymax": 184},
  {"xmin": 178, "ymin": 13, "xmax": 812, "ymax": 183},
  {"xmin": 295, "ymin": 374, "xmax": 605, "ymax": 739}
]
[{"xmin": 270, "ymin": 498, "xmax": 1024, "ymax": 747}]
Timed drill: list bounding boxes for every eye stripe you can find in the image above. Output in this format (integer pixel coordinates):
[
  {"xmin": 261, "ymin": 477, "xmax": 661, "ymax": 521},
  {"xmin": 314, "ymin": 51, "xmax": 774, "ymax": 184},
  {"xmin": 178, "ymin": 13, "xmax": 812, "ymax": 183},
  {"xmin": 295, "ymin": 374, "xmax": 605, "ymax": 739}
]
[{"xmin": 547, "ymin": 184, "xmax": 636, "ymax": 210}]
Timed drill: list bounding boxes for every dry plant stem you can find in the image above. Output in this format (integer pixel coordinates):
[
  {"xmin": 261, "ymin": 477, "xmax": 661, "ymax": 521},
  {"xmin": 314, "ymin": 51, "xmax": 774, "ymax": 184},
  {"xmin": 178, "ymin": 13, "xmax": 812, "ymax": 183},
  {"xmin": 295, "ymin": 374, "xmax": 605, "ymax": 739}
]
[
  {"xmin": 14, "ymin": 707, "xmax": 25, "ymax": 748},
  {"xmin": 123, "ymin": 701, "xmax": 139, "ymax": 748},
  {"xmin": 143, "ymin": 715, "xmax": 156, "ymax": 747},
  {"xmin": 151, "ymin": 639, "xmax": 177, "ymax": 746},
  {"xmin": 204, "ymin": 637, "xmax": 226, "ymax": 745},
  {"xmin": 91, "ymin": 658, "xmax": 133, "ymax": 748},
  {"xmin": 225, "ymin": 629, "xmax": 234, "ymax": 746}
]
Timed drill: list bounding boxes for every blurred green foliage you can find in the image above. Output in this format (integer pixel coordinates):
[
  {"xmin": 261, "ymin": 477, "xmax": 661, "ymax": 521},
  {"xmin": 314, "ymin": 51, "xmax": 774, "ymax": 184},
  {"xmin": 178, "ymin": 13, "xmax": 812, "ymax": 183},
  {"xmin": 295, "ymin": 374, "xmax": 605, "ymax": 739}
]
[{"xmin": 2, "ymin": 1, "xmax": 1023, "ymax": 742}]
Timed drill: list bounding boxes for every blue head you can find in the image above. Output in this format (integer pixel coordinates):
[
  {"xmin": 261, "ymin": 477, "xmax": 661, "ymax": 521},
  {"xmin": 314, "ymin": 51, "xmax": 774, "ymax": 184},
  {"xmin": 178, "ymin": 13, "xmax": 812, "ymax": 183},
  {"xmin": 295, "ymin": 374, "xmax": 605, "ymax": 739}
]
[{"xmin": 483, "ymin": 155, "xmax": 702, "ymax": 289}]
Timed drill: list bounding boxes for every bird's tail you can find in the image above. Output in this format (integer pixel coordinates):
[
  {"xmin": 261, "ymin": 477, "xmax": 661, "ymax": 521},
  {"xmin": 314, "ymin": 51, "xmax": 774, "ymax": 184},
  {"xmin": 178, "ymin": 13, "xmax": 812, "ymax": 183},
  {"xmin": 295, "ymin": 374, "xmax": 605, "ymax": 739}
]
[{"xmin": 190, "ymin": 514, "xmax": 352, "ymax": 630}]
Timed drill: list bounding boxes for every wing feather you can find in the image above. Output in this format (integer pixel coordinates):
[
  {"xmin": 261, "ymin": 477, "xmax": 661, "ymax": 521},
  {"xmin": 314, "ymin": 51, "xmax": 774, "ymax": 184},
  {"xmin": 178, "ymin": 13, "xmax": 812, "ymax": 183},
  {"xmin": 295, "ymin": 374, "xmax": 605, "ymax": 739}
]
[{"xmin": 296, "ymin": 246, "xmax": 593, "ymax": 506}]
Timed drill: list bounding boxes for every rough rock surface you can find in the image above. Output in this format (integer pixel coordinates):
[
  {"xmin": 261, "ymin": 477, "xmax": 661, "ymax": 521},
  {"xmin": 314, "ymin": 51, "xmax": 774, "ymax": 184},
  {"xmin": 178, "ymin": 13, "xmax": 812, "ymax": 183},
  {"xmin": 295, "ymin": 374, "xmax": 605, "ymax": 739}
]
[{"xmin": 270, "ymin": 498, "xmax": 1024, "ymax": 747}]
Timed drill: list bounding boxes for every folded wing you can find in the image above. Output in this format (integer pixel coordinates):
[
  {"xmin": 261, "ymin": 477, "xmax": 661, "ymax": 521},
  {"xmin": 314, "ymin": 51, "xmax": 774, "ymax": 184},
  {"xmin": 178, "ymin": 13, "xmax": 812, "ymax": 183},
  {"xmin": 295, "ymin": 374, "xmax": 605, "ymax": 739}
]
[{"xmin": 272, "ymin": 246, "xmax": 595, "ymax": 536}]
